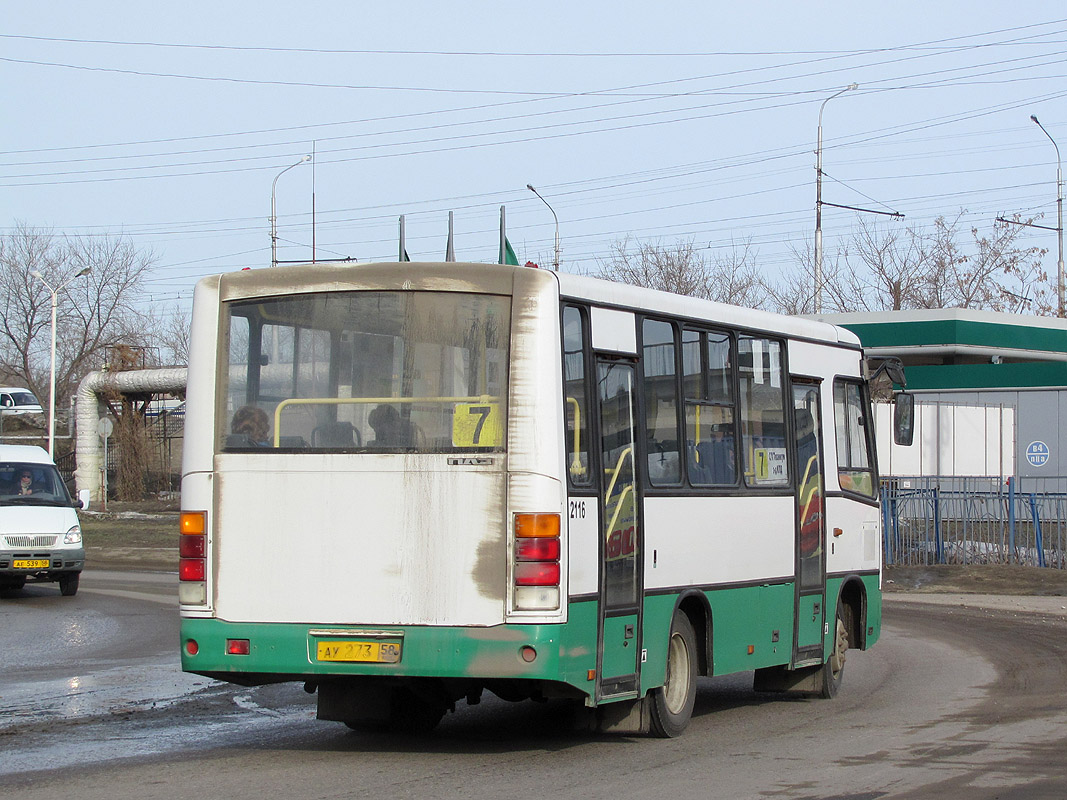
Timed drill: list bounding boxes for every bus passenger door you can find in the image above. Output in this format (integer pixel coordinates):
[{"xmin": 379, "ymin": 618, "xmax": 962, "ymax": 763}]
[
  {"xmin": 792, "ymin": 381, "xmax": 826, "ymax": 666},
  {"xmin": 595, "ymin": 358, "xmax": 643, "ymax": 701}
]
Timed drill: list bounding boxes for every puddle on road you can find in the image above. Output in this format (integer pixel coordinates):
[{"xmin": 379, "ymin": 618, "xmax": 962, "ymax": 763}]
[
  {"xmin": 0, "ymin": 657, "xmax": 210, "ymax": 730},
  {"xmin": 0, "ymin": 700, "xmax": 317, "ymax": 777},
  {"xmin": 0, "ymin": 666, "xmax": 317, "ymax": 777}
]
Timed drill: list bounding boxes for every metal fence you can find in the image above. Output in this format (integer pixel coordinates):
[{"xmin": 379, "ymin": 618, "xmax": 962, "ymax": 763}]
[{"xmin": 882, "ymin": 476, "xmax": 1067, "ymax": 569}]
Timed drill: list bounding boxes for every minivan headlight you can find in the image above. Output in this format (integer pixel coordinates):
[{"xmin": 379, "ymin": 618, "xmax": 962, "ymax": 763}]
[{"xmin": 64, "ymin": 526, "xmax": 82, "ymax": 544}]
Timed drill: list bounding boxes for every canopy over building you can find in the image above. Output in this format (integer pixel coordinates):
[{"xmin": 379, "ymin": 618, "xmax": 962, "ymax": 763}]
[{"xmin": 814, "ymin": 308, "xmax": 1067, "ymax": 391}]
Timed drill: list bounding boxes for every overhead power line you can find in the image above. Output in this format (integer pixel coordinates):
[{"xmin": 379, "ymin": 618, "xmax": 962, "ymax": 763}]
[{"xmin": 3, "ymin": 18, "xmax": 1066, "ymax": 56}]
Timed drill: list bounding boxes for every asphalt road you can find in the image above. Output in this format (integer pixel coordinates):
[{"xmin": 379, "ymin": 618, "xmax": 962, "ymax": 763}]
[{"xmin": 1, "ymin": 571, "xmax": 1066, "ymax": 799}]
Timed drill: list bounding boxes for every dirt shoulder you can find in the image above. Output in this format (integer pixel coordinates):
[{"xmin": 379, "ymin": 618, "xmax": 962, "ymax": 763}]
[
  {"xmin": 884, "ymin": 564, "xmax": 1067, "ymax": 596},
  {"xmin": 80, "ymin": 500, "xmax": 178, "ymax": 573}
]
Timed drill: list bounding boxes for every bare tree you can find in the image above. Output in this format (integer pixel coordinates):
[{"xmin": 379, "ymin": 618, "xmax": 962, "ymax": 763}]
[
  {"xmin": 594, "ymin": 236, "xmax": 767, "ymax": 307},
  {"xmin": 151, "ymin": 304, "xmax": 192, "ymax": 366},
  {"xmin": 0, "ymin": 223, "xmax": 154, "ymax": 407},
  {"xmin": 765, "ymin": 239, "xmax": 850, "ymax": 314},
  {"xmin": 844, "ymin": 217, "xmax": 930, "ymax": 311},
  {"xmin": 776, "ymin": 211, "xmax": 1051, "ymax": 315},
  {"xmin": 706, "ymin": 239, "xmax": 768, "ymax": 309},
  {"xmin": 960, "ymin": 215, "xmax": 1051, "ymax": 314}
]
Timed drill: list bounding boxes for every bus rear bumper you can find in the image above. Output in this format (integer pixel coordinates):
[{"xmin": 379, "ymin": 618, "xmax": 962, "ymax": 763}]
[{"xmin": 180, "ymin": 617, "xmax": 592, "ymax": 695}]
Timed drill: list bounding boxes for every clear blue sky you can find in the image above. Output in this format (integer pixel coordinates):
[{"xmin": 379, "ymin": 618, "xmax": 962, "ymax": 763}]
[{"xmin": 2, "ymin": 4, "xmax": 1065, "ymax": 312}]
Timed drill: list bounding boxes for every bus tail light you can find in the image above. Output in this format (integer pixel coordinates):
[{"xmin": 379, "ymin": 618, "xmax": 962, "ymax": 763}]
[
  {"xmin": 515, "ymin": 537, "xmax": 560, "ymax": 561},
  {"xmin": 515, "ymin": 561, "xmax": 561, "ymax": 585},
  {"xmin": 179, "ymin": 511, "xmax": 207, "ymax": 605},
  {"xmin": 513, "ymin": 513, "xmax": 560, "ymax": 611}
]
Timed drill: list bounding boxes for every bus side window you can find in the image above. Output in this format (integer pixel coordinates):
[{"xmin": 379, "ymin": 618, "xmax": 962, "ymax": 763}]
[
  {"xmin": 738, "ymin": 336, "xmax": 789, "ymax": 487},
  {"xmin": 834, "ymin": 379, "xmax": 876, "ymax": 498},
  {"xmin": 642, "ymin": 319, "xmax": 681, "ymax": 485},
  {"xmin": 683, "ymin": 328, "xmax": 738, "ymax": 487},
  {"xmin": 562, "ymin": 306, "xmax": 591, "ymax": 487}
]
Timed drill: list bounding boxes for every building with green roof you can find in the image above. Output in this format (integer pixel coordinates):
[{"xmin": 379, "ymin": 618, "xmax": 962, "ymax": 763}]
[{"xmin": 815, "ymin": 309, "xmax": 1067, "ymax": 478}]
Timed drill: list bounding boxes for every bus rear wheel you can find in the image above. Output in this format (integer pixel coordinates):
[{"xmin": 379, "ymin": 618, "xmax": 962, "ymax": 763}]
[
  {"xmin": 649, "ymin": 610, "xmax": 697, "ymax": 737},
  {"xmin": 819, "ymin": 604, "xmax": 849, "ymax": 699}
]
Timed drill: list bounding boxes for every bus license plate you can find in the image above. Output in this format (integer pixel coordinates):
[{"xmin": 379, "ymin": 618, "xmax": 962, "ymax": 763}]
[
  {"xmin": 13, "ymin": 559, "xmax": 49, "ymax": 569},
  {"xmin": 316, "ymin": 641, "xmax": 401, "ymax": 663}
]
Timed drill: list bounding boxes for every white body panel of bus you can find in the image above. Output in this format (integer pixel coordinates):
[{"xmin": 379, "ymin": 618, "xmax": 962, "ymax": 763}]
[
  {"xmin": 181, "ymin": 265, "xmax": 567, "ymax": 628},
  {"xmin": 183, "ymin": 262, "xmax": 878, "ymax": 636}
]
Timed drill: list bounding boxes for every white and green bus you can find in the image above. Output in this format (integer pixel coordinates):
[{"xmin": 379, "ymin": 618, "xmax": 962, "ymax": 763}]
[{"xmin": 179, "ymin": 260, "xmax": 899, "ymax": 736}]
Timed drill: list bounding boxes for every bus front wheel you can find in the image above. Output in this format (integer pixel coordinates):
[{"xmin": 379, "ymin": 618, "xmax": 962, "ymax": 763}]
[{"xmin": 649, "ymin": 610, "xmax": 698, "ymax": 737}]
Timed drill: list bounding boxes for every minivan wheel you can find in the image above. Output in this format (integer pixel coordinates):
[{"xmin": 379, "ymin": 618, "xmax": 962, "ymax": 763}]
[{"xmin": 59, "ymin": 573, "xmax": 80, "ymax": 597}]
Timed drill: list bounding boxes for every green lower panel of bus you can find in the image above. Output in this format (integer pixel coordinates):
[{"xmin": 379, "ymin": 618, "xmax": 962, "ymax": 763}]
[
  {"xmin": 639, "ymin": 575, "xmax": 882, "ymax": 695},
  {"xmin": 181, "ymin": 603, "xmax": 602, "ymax": 695},
  {"xmin": 827, "ymin": 573, "xmax": 882, "ymax": 655},
  {"xmin": 639, "ymin": 582, "xmax": 798, "ymax": 693},
  {"xmin": 181, "ymin": 574, "xmax": 881, "ymax": 700}
]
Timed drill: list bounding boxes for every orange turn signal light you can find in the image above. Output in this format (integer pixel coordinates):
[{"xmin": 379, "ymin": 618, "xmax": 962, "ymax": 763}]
[
  {"xmin": 515, "ymin": 513, "xmax": 560, "ymax": 538},
  {"xmin": 181, "ymin": 511, "xmax": 206, "ymax": 535}
]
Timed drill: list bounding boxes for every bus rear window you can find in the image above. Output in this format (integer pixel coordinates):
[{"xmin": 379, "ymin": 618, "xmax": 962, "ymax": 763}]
[{"xmin": 221, "ymin": 291, "xmax": 510, "ymax": 453}]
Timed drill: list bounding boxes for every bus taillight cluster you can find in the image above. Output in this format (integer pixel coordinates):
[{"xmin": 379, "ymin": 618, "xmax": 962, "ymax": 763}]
[
  {"xmin": 513, "ymin": 513, "xmax": 561, "ymax": 611},
  {"xmin": 179, "ymin": 511, "xmax": 207, "ymax": 605}
]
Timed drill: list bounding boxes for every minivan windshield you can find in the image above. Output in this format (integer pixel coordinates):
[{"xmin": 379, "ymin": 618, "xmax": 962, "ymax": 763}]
[
  {"xmin": 10, "ymin": 391, "xmax": 39, "ymax": 407},
  {"xmin": 221, "ymin": 290, "xmax": 511, "ymax": 453},
  {"xmin": 1, "ymin": 390, "xmax": 41, "ymax": 410},
  {"xmin": 0, "ymin": 462, "xmax": 72, "ymax": 507}
]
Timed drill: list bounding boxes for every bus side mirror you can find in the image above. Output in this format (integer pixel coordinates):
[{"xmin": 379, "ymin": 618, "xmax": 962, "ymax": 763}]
[
  {"xmin": 893, "ymin": 393, "xmax": 914, "ymax": 447},
  {"xmin": 78, "ymin": 489, "xmax": 91, "ymax": 510}
]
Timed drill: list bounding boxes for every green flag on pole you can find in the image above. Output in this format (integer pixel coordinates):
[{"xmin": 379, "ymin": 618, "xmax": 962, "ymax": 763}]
[{"xmin": 504, "ymin": 237, "xmax": 519, "ymax": 266}]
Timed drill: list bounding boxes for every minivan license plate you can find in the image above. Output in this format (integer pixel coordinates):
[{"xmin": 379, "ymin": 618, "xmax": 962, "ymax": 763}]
[
  {"xmin": 13, "ymin": 559, "xmax": 49, "ymax": 569},
  {"xmin": 316, "ymin": 641, "xmax": 401, "ymax": 663}
]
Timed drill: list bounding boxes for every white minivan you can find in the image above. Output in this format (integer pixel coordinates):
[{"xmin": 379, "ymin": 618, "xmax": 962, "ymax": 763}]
[
  {"xmin": 0, "ymin": 387, "xmax": 44, "ymax": 415},
  {"xmin": 0, "ymin": 445, "xmax": 84, "ymax": 596}
]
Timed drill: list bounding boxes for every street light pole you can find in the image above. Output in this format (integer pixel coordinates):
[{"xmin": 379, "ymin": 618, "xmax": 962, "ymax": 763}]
[
  {"xmin": 527, "ymin": 184, "xmax": 560, "ymax": 271},
  {"xmin": 814, "ymin": 83, "xmax": 858, "ymax": 313},
  {"xmin": 31, "ymin": 266, "xmax": 91, "ymax": 456},
  {"xmin": 271, "ymin": 155, "xmax": 312, "ymax": 267},
  {"xmin": 1031, "ymin": 115, "xmax": 1064, "ymax": 318}
]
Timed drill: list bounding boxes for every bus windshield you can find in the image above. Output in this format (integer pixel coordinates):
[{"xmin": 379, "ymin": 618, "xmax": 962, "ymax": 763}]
[{"xmin": 222, "ymin": 290, "xmax": 511, "ymax": 453}]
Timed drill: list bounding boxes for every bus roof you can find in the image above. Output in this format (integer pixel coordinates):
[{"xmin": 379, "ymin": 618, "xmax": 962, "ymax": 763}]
[
  {"xmin": 553, "ymin": 270, "xmax": 858, "ymax": 348},
  {"xmin": 205, "ymin": 261, "xmax": 858, "ymax": 349}
]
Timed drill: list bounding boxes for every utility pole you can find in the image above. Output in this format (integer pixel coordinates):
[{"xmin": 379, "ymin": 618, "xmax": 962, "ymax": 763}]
[
  {"xmin": 270, "ymin": 155, "xmax": 311, "ymax": 267},
  {"xmin": 527, "ymin": 184, "xmax": 560, "ymax": 271},
  {"xmin": 1031, "ymin": 115, "xmax": 1064, "ymax": 317},
  {"xmin": 30, "ymin": 267, "xmax": 91, "ymax": 455},
  {"xmin": 814, "ymin": 84, "xmax": 857, "ymax": 313}
]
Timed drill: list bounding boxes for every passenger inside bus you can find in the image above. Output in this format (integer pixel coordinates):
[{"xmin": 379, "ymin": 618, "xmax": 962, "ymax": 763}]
[
  {"xmin": 691, "ymin": 424, "xmax": 736, "ymax": 485},
  {"xmin": 229, "ymin": 405, "xmax": 271, "ymax": 447},
  {"xmin": 368, "ymin": 404, "xmax": 419, "ymax": 448}
]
